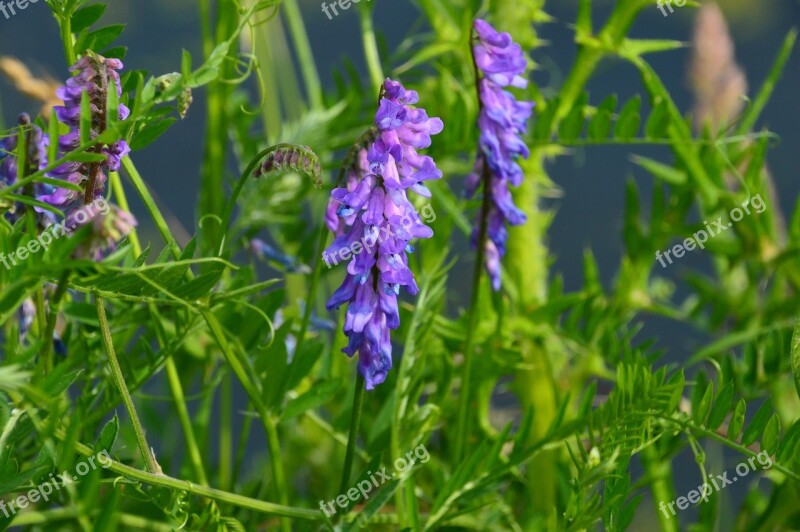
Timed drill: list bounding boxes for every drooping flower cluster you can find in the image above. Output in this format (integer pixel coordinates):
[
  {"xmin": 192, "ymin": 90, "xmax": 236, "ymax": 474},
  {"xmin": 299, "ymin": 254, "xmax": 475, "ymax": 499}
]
[
  {"xmin": 326, "ymin": 79, "xmax": 443, "ymax": 389},
  {"xmin": 0, "ymin": 113, "xmax": 54, "ymax": 225},
  {"xmin": 39, "ymin": 53, "xmax": 131, "ymax": 210},
  {"xmin": 465, "ymin": 19, "xmax": 534, "ymax": 291}
]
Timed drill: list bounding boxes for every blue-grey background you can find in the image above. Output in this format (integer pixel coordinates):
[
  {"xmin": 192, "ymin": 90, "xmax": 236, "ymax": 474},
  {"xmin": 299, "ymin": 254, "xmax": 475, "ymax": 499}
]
[{"xmin": 1, "ymin": 0, "xmax": 798, "ymax": 528}]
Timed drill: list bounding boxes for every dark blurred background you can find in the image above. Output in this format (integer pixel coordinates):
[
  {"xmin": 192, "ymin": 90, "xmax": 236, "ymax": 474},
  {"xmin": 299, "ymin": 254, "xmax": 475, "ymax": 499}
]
[{"xmin": 2, "ymin": 0, "xmax": 798, "ymax": 527}]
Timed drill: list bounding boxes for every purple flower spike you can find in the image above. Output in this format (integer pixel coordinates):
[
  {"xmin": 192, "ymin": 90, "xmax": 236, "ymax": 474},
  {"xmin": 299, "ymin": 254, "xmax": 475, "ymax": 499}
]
[
  {"xmin": 467, "ymin": 19, "xmax": 533, "ymax": 291},
  {"xmin": 326, "ymin": 79, "xmax": 443, "ymax": 390},
  {"xmin": 1, "ymin": 114, "xmax": 52, "ymax": 224},
  {"xmin": 40, "ymin": 52, "xmax": 130, "ymax": 212}
]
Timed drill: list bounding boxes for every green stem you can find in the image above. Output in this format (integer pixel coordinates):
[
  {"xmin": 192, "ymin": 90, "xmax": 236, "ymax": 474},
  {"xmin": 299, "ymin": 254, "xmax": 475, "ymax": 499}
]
[
  {"xmin": 641, "ymin": 444, "xmax": 678, "ymax": 532},
  {"xmin": 165, "ymin": 357, "xmax": 210, "ymax": 486},
  {"xmin": 358, "ymin": 5, "xmax": 384, "ymax": 93},
  {"xmin": 657, "ymin": 414, "xmax": 800, "ymax": 482},
  {"xmin": 293, "ymin": 221, "xmax": 329, "ymax": 358},
  {"xmin": 201, "ymin": 309, "xmax": 291, "ymax": 532},
  {"xmin": 40, "ymin": 270, "xmax": 71, "ymax": 370},
  {"xmin": 95, "ymin": 296, "xmax": 161, "ymax": 474},
  {"xmin": 339, "ymin": 373, "xmax": 366, "ymax": 497},
  {"xmin": 63, "ymin": 434, "xmax": 318, "ymax": 520},
  {"xmin": 282, "ymin": 0, "xmax": 323, "ymax": 109},
  {"xmin": 453, "ymin": 179, "xmax": 489, "ymax": 463},
  {"xmin": 59, "ymin": 12, "xmax": 77, "ymax": 66},
  {"xmin": 121, "ymin": 157, "xmax": 178, "ymax": 255},
  {"xmin": 109, "ymin": 170, "xmax": 141, "ymax": 255},
  {"xmin": 220, "ymin": 372, "xmax": 233, "ymax": 491},
  {"xmin": 454, "ymin": 40, "xmax": 492, "ymax": 462}
]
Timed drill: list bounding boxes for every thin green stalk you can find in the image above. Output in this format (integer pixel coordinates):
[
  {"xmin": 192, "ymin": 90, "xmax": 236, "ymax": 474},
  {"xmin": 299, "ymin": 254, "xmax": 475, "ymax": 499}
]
[
  {"xmin": 59, "ymin": 12, "xmax": 77, "ymax": 66},
  {"xmin": 454, "ymin": 40, "xmax": 492, "ymax": 462},
  {"xmin": 359, "ymin": 5, "xmax": 384, "ymax": 93},
  {"xmin": 95, "ymin": 296, "xmax": 161, "ymax": 474},
  {"xmin": 641, "ymin": 444, "xmax": 678, "ymax": 532},
  {"xmin": 109, "ymin": 170, "xmax": 141, "ymax": 254},
  {"xmin": 165, "ymin": 357, "xmax": 209, "ymax": 486},
  {"xmin": 282, "ymin": 0, "xmax": 323, "ymax": 109},
  {"xmin": 10, "ymin": 509, "xmax": 174, "ymax": 530},
  {"xmin": 293, "ymin": 221, "xmax": 329, "ymax": 359},
  {"xmin": 18, "ymin": 123, "xmax": 49, "ymax": 374},
  {"xmin": 114, "ymin": 162, "xmax": 211, "ymax": 488},
  {"xmin": 40, "ymin": 270, "xmax": 71, "ymax": 369},
  {"xmin": 339, "ymin": 373, "xmax": 366, "ymax": 497},
  {"xmin": 64, "ymin": 434, "xmax": 319, "ymax": 520},
  {"xmin": 121, "ymin": 157, "xmax": 178, "ymax": 255},
  {"xmin": 453, "ymin": 177, "xmax": 489, "ymax": 463},
  {"xmin": 220, "ymin": 372, "xmax": 233, "ymax": 491},
  {"xmin": 201, "ymin": 309, "xmax": 291, "ymax": 532},
  {"xmin": 656, "ymin": 414, "xmax": 800, "ymax": 482}
]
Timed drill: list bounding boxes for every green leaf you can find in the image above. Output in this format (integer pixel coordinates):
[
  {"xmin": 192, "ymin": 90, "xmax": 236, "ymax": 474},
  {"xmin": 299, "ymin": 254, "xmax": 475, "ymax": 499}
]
[
  {"xmin": 693, "ymin": 382, "xmax": 714, "ymax": 425},
  {"xmin": 588, "ymin": 94, "xmax": 616, "ymax": 141},
  {"xmin": 761, "ymin": 415, "xmax": 781, "ymax": 455},
  {"xmin": 728, "ymin": 399, "xmax": 746, "ymax": 441},
  {"xmin": 706, "ymin": 381, "xmax": 734, "ymax": 431},
  {"xmin": 343, "ymin": 478, "xmax": 402, "ymax": 532},
  {"xmin": 736, "ymin": 29, "xmax": 797, "ymax": 136},
  {"xmin": 614, "ymin": 96, "xmax": 641, "ymax": 140},
  {"xmin": 71, "ymin": 4, "xmax": 106, "ymax": 32},
  {"xmin": 645, "ymin": 99, "xmax": 670, "ymax": 139},
  {"xmin": 620, "ymin": 38, "xmax": 686, "ymax": 58},
  {"xmin": 81, "ymin": 24, "xmax": 126, "ymax": 53},
  {"xmin": 742, "ymin": 400, "xmax": 773, "ymax": 447},
  {"xmin": 130, "ymin": 117, "xmax": 177, "ymax": 151},
  {"xmin": 280, "ymin": 381, "xmax": 340, "ymax": 420},
  {"xmin": 667, "ymin": 371, "xmax": 685, "ymax": 413},
  {"xmin": 776, "ymin": 418, "xmax": 800, "ymax": 465},
  {"xmin": 94, "ymin": 413, "xmax": 119, "ymax": 453},
  {"xmin": 791, "ymin": 318, "xmax": 800, "ymax": 402},
  {"xmin": 188, "ymin": 42, "xmax": 229, "ymax": 87},
  {"xmin": 631, "ymin": 155, "xmax": 687, "ymax": 185},
  {"xmin": 558, "ymin": 92, "xmax": 589, "ymax": 141}
]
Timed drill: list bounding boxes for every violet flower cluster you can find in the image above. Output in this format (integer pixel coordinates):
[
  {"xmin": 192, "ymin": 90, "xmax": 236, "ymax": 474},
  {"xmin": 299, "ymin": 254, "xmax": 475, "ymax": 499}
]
[
  {"xmin": 40, "ymin": 53, "xmax": 131, "ymax": 210},
  {"xmin": 325, "ymin": 79, "xmax": 443, "ymax": 389},
  {"xmin": 0, "ymin": 114, "xmax": 54, "ymax": 225},
  {"xmin": 465, "ymin": 19, "xmax": 534, "ymax": 291},
  {"xmin": 39, "ymin": 53, "xmax": 136, "ymax": 258}
]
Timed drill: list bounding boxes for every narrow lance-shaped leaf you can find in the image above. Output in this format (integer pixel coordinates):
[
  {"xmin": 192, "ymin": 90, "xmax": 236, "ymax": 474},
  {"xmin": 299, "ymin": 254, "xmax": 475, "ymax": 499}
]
[
  {"xmin": 728, "ymin": 401, "xmax": 746, "ymax": 443},
  {"xmin": 791, "ymin": 318, "xmax": 800, "ymax": 402},
  {"xmin": 742, "ymin": 399, "xmax": 773, "ymax": 447}
]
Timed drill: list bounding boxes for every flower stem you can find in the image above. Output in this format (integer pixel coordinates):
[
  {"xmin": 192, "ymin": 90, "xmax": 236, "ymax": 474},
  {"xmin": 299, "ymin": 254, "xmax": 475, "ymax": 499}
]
[
  {"xmin": 282, "ymin": 0, "xmax": 323, "ymax": 109},
  {"xmin": 358, "ymin": 5, "xmax": 384, "ymax": 93},
  {"xmin": 340, "ymin": 373, "xmax": 366, "ymax": 498},
  {"xmin": 95, "ymin": 296, "xmax": 161, "ymax": 474},
  {"xmin": 454, "ymin": 162, "xmax": 490, "ymax": 463},
  {"xmin": 455, "ymin": 35, "xmax": 492, "ymax": 463},
  {"xmin": 52, "ymin": 430, "xmax": 319, "ymax": 521},
  {"xmin": 293, "ymin": 221, "xmax": 329, "ymax": 359},
  {"xmin": 201, "ymin": 309, "xmax": 291, "ymax": 532},
  {"xmin": 165, "ymin": 356, "xmax": 210, "ymax": 486},
  {"xmin": 40, "ymin": 270, "xmax": 71, "ymax": 371}
]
